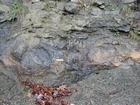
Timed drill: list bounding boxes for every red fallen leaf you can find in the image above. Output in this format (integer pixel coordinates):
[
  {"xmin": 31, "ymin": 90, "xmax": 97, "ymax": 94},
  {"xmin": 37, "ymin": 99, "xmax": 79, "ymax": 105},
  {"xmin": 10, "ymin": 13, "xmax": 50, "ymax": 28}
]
[
  {"xmin": 22, "ymin": 80, "xmax": 73, "ymax": 105},
  {"xmin": 61, "ymin": 99, "xmax": 70, "ymax": 105},
  {"xmin": 46, "ymin": 88, "xmax": 54, "ymax": 95},
  {"xmin": 57, "ymin": 85, "xmax": 67, "ymax": 91}
]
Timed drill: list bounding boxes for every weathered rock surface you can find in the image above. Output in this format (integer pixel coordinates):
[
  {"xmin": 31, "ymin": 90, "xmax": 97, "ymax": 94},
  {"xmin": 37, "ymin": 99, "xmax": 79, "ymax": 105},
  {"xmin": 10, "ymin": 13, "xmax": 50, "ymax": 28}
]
[
  {"xmin": 131, "ymin": 14, "xmax": 140, "ymax": 34},
  {"xmin": 0, "ymin": 4, "xmax": 10, "ymax": 23},
  {"xmin": 66, "ymin": 66, "xmax": 140, "ymax": 105},
  {"xmin": 123, "ymin": 0, "xmax": 136, "ymax": 4},
  {"xmin": 0, "ymin": 0, "xmax": 140, "ymax": 85},
  {"xmin": 0, "ymin": 0, "xmax": 140, "ymax": 104}
]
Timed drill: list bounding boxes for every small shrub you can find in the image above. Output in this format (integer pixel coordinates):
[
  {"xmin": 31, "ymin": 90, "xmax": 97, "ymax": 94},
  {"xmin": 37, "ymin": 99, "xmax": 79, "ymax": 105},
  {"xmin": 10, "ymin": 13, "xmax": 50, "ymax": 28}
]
[
  {"xmin": 11, "ymin": 2, "xmax": 22, "ymax": 10},
  {"xmin": 9, "ymin": 2, "xmax": 23, "ymax": 21},
  {"xmin": 114, "ymin": 30, "xmax": 120, "ymax": 36}
]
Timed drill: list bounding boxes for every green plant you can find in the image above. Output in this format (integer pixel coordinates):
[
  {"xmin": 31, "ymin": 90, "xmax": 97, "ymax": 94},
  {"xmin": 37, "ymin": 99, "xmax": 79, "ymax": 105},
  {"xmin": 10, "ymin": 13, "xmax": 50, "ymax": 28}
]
[
  {"xmin": 44, "ymin": 3, "xmax": 51, "ymax": 10},
  {"xmin": 9, "ymin": 2, "xmax": 23, "ymax": 21},
  {"xmin": 11, "ymin": 2, "xmax": 22, "ymax": 9},
  {"xmin": 23, "ymin": 86, "xmax": 29, "ymax": 91},
  {"xmin": 114, "ymin": 30, "xmax": 120, "ymax": 36},
  {"xmin": 44, "ymin": 0, "xmax": 58, "ymax": 10}
]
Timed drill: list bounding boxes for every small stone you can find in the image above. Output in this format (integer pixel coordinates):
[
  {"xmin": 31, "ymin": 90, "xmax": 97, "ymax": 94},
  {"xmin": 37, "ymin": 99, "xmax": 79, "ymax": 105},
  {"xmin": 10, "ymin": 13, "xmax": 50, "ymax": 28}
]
[
  {"xmin": 64, "ymin": 2, "xmax": 79, "ymax": 14},
  {"xmin": 90, "ymin": 7, "xmax": 103, "ymax": 16},
  {"xmin": 70, "ymin": 0, "xmax": 79, "ymax": 2},
  {"xmin": 32, "ymin": 0, "xmax": 40, "ymax": 3},
  {"xmin": 112, "ymin": 41, "xmax": 119, "ymax": 45},
  {"xmin": 118, "ymin": 25, "xmax": 130, "ymax": 32},
  {"xmin": 99, "ymin": 5, "xmax": 105, "ymax": 9},
  {"xmin": 93, "ymin": 0, "xmax": 104, "ymax": 5},
  {"xmin": 112, "ymin": 61, "xmax": 122, "ymax": 67},
  {"xmin": 130, "ymin": 52, "xmax": 140, "ymax": 61},
  {"xmin": 57, "ymin": 2, "xmax": 65, "ymax": 11}
]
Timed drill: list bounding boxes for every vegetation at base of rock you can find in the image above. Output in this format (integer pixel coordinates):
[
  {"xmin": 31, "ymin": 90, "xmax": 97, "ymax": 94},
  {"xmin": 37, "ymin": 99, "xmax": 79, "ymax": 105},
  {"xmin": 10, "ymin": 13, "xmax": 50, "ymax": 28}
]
[
  {"xmin": 22, "ymin": 80, "xmax": 73, "ymax": 105},
  {"xmin": 23, "ymin": 86, "xmax": 30, "ymax": 91},
  {"xmin": 114, "ymin": 30, "xmax": 120, "ymax": 36},
  {"xmin": 8, "ymin": 2, "xmax": 23, "ymax": 21}
]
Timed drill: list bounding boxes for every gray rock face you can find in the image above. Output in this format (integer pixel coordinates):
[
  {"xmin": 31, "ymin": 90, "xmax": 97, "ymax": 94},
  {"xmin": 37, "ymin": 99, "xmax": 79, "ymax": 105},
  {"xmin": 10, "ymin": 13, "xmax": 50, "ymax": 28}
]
[
  {"xmin": 123, "ymin": 0, "xmax": 136, "ymax": 4},
  {"xmin": 0, "ymin": 4, "xmax": 10, "ymax": 23},
  {"xmin": 0, "ymin": 0, "xmax": 139, "ymax": 86},
  {"xmin": 131, "ymin": 14, "xmax": 140, "ymax": 34},
  {"xmin": 0, "ymin": 0, "xmax": 22, "ymax": 5},
  {"xmin": 64, "ymin": 2, "xmax": 80, "ymax": 14},
  {"xmin": 0, "ymin": 0, "xmax": 140, "ymax": 105},
  {"xmin": 66, "ymin": 67, "xmax": 140, "ymax": 105}
]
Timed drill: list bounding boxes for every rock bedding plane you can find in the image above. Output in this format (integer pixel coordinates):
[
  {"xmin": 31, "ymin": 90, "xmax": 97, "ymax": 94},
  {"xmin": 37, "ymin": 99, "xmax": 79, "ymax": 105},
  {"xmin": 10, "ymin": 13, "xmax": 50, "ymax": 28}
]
[{"xmin": 0, "ymin": 0, "xmax": 140, "ymax": 105}]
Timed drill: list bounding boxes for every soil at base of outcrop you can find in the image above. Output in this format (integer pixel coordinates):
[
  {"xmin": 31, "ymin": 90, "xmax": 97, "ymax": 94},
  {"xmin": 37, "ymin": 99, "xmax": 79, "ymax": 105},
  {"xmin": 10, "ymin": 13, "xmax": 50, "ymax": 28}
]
[{"xmin": 0, "ymin": 65, "xmax": 140, "ymax": 105}]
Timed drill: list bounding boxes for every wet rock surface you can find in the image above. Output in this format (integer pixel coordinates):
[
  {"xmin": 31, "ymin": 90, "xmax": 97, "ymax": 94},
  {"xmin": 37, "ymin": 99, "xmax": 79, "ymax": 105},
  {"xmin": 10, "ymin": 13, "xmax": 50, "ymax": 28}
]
[{"xmin": 0, "ymin": 0, "xmax": 140, "ymax": 105}]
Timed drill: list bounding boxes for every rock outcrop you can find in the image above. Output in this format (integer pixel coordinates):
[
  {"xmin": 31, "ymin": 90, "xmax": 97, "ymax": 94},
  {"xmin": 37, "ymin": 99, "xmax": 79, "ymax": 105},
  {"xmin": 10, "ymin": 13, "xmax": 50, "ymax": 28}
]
[
  {"xmin": 0, "ymin": 0, "xmax": 140, "ymax": 105},
  {"xmin": 0, "ymin": 0, "xmax": 139, "ymax": 86}
]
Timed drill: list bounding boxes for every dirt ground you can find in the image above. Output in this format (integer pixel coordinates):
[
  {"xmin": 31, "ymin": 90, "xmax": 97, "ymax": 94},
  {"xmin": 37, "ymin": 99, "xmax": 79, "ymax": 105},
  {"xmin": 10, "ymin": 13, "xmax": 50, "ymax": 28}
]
[
  {"xmin": 0, "ymin": 65, "xmax": 140, "ymax": 105},
  {"xmin": 66, "ymin": 66, "xmax": 140, "ymax": 105}
]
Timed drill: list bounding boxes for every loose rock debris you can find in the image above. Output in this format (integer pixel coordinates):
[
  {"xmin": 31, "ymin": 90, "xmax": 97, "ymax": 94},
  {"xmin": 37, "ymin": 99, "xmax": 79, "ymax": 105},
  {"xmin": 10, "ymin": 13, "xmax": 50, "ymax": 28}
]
[{"xmin": 22, "ymin": 80, "xmax": 74, "ymax": 105}]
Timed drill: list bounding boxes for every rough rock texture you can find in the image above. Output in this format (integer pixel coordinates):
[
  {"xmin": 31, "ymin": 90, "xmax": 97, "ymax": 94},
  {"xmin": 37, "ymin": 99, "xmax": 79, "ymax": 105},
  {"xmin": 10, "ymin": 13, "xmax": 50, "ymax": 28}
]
[
  {"xmin": 0, "ymin": 0, "xmax": 140, "ymax": 104},
  {"xmin": 66, "ymin": 66, "xmax": 140, "ymax": 105},
  {"xmin": 0, "ymin": 0, "xmax": 140, "ymax": 85},
  {"xmin": 0, "ymin": 4, "xmax": 10, "ymax": 23},
  {"xmin": 123, "ymin": 0, "xmax": 136, "ymax": 4}
]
